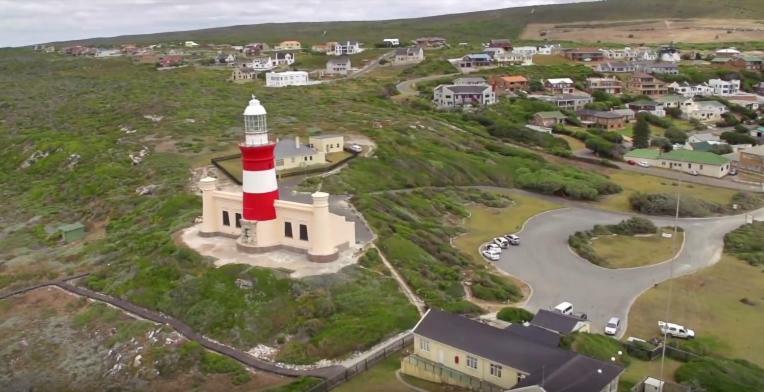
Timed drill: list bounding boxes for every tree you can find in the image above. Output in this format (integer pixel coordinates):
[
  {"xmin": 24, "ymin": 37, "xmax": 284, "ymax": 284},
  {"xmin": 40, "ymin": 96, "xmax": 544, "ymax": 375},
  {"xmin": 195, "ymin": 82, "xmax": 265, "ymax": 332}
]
[
  {"xmin": 709, "ymin": 144, "xmax": 733, "ymax": 155},
  {"xmin": 721, "ymin": 131, "xmax": 757, "ymax": 145},
  {"xmin": 633, "ymin": 114, "xmax": 651, "ymax": 148},
  {"xmin": 665, "ymin": 107, "xmax": 683, "ymax": 119},
  {"xmin": 529, "ymin": 80, "xmax": 544, "ymax": 92},
  {"xmin": 664, "ymin": 127, "xmax": 688, "ymax": 144}
]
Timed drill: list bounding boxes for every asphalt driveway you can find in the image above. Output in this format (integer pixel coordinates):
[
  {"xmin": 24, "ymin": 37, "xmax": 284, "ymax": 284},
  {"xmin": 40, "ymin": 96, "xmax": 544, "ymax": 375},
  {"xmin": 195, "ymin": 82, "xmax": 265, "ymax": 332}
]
[{"xmin": 493, "ymin": 206, "xmax": 764, "ymax": 337}]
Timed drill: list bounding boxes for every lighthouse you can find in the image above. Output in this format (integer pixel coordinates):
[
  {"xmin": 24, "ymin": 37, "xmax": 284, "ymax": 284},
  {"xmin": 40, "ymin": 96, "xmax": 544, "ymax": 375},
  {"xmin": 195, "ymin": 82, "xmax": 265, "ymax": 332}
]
[{"xmin": 238, "ymin": 95, "xmax": 279, "ymax": 247}]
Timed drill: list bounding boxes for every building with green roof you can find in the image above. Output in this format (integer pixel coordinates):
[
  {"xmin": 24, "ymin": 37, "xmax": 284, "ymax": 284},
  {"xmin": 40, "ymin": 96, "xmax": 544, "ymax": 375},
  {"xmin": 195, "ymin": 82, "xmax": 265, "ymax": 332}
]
[
  {"xmin": 531, "ymin": 111, "xmax": 567, "ymax": 127},
  {"xmin": 624, "ymin": 148, "xmax": 731, "ymax": 178}
]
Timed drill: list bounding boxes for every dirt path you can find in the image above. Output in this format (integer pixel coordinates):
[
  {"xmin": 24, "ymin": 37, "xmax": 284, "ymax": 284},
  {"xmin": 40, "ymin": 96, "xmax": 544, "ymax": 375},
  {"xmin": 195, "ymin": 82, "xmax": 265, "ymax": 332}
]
[{"xmin": 373, "ymin": 244, "xmax": 427, "ymax": 315}]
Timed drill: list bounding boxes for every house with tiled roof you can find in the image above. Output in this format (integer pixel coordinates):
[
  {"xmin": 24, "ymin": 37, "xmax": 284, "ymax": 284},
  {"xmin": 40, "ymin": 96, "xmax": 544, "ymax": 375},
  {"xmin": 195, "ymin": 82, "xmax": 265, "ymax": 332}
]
[
  {"xmin": 492, "ymin": 75, "xmax": 529, "ymax": 94},
  {"xmin": 586, "ymin": 77, "xmax": 623, "ymax": 95},
  {"xmin": 625, "ymin": 149, "xmax": 732, "ymax": 177},
  {"xmin": 627, "ymin": 73, "xmax": 668, "ymax": 96},
  {"xmin": 402, "ymin": 309, "xmax": 623, "ymax": 392},
  {"xmin": 577, "ymin": 109, "xmax": 627, "ymax": 129}
]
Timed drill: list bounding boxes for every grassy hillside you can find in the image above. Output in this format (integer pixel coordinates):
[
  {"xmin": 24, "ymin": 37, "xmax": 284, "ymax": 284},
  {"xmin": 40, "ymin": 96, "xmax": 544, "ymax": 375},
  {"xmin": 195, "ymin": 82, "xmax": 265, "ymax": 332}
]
[{"xmin": 48, "ymin": 0, "xmax": 764, "ymax": 47}]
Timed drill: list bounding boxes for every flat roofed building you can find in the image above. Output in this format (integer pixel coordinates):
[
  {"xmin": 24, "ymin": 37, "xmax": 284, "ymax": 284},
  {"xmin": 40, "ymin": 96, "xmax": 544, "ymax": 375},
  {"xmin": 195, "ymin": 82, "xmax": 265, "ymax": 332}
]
[
  {"xmin": 625, "ymin": 148, "xmax": 731, "ymax": 178},
  {"xmin": 265, "ymin": 71, "xmax": 309, "ymax": 87}
]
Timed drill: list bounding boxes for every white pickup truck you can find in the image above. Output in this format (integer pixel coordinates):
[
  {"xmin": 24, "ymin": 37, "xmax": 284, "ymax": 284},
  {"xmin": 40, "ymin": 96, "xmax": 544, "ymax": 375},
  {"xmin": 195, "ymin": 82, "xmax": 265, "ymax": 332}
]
[{"xmin": 658, "ymin": 321, "xmax": 695, "ymax": 339}]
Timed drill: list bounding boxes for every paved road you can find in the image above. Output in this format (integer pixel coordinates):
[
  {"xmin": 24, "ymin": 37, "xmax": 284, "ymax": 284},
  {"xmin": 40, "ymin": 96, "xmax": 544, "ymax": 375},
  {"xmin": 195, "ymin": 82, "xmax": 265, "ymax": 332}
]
[
  {"xmin": 395, "ymin": 73, "xmax": 460, "ymax": 96},
  {"xmin": 494, "ymin": 206, "xmax": 764, "ymax": 337}
]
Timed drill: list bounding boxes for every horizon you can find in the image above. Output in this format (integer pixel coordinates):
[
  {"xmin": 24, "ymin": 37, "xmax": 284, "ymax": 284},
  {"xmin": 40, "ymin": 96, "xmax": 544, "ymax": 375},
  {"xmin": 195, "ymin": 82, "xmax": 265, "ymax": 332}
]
[{"xmin": 1, "ymin": 0, "xmax": 596, "ymax": 47}]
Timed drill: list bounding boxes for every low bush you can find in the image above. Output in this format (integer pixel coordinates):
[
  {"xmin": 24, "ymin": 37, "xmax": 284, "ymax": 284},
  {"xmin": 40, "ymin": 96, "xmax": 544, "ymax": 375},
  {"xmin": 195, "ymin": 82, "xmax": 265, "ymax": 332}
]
[
  {"xmin": 721, "ymin": 131, "xmax": 757, "ymax": 145},
  {"xmin": 629, "ymin": 192, "xmax": 722, "ymax": 217},
  {"xmin": 514, "ymin": 167, "xmax": 621, "ymax": 201},
  {"xmin": 497, "ymin": 307, "xmax": 534, "ymax": 323},
  {"xmin": 664, "ymin": 127, "xmax": 688, "ymax": 144},
  {"xmin": 724, "ymin": 221, "xmax": 764, "ymax": 266},
  {"xmin": 675, "ymin": 357, "xmax": 764, "ymax": 392}
]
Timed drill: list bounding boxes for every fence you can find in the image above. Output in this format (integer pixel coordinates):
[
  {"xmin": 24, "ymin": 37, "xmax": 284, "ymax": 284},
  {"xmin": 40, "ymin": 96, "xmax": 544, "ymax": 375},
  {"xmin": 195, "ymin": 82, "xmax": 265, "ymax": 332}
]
[
  {"xmin": 307, "ymin": 334, "xmax": 414, "ymax": 392},
  {"xmin": 626, "ymin": 340, "xmax": 702, "ymax": 363},
  {"xmin": 211, "ymin": 151, "xmax": 358, "ymax": 186},
  {"xmin": 401, "ymin": 355, "xmax": 505, "ymax": 392}
]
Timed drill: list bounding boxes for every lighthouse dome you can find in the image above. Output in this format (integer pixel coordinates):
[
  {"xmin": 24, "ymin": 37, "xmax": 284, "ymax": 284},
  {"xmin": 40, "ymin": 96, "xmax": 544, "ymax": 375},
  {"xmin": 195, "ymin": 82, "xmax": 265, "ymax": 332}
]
[{"xmin": 244, "ymin": 95, "xmax": 267, "ymax": 116}]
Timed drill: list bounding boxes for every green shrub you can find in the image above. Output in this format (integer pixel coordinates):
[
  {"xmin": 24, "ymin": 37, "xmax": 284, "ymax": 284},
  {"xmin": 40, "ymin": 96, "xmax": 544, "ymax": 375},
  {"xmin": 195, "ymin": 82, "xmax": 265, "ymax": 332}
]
[
  {"xmin": 201, "ymin": 351, "xmax": 244, "ymax": 374},
  {"xmin": 724, "ymin": 221, "xmax": 764, "ymax": 266},
  {"xmin": 675, "ymin": 357, "xmax": 764, "ymax": 392},
  {"xmin": 608, "ymin": 217, "xmax": 657, "ymax": 235},
  {"xmin": 721, "ymin": 131, "xmax": 757, "ymax": 145},
  {"xmin": 497, "ymin": 307, "xmax": 534, "ymax": 323},
  {"xmin": 629, "ymin": 192, "xmax": 721, "ymax": 217}
]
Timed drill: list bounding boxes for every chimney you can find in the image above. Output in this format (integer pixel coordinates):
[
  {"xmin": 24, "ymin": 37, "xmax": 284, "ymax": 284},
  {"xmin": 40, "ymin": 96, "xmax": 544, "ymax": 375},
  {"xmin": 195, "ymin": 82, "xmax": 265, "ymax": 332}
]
[{"xmin": 295, "ymin": 136, "xmax": 300, "ymax": 148}]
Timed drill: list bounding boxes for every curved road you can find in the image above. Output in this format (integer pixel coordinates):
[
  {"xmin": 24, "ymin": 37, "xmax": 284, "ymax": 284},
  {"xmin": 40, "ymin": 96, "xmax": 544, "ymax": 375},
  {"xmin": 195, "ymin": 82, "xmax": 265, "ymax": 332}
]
[
  {"xmin": 495, "ymin": 206, "xmax": 764, "ymax": 336},
  {"xmin": 395, "ymin": 73, "xmax": 459, "ymax": 96}
]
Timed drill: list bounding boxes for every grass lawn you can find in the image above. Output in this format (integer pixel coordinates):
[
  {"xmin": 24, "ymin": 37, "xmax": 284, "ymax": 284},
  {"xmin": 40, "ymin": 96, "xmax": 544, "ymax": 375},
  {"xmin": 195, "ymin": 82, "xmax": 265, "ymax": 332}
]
[
  {"xmin": 621, "ymin": 357, "xmax": 683, "ymax": 389},
  {"xmin": 334, "ymin": 352, "xmax": 466, "ymax": 392},
  {"xmin": 326, "ymin": 150, "xmax": 352, "ymax": 163},
  {"xmin": 598, "ymin": 171, "xmax": 739, "ymax": 213},
  {"xmin": 532, "ymin": 55, "xmax": 574, "ymax": 65},
  {"xmin": 453, "ymin": 191, "xmax": 562, "ymax": 262},
  {"xmin": 626, "ymin": 254, "xmax": 764, "ymax": 367},
  {"xmin": 559, "ymin": 135, "xmax": 586, "ymax": 151},
  {"xmin": 589, "ymin": 230, "xmax": 683, "ymax": 268}
]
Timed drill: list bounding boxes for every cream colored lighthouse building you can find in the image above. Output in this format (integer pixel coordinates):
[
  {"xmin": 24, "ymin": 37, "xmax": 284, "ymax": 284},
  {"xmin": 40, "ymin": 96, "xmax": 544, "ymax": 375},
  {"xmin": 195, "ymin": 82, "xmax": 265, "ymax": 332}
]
[{"xmin": 198, "ymin": 97, "xmax": 355, "ymax": 262}]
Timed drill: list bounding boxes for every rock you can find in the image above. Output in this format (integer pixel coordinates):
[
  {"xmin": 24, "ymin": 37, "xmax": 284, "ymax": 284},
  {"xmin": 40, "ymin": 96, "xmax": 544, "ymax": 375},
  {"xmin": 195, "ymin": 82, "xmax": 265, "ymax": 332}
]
[
  {"xmin": 133, "ymin": 354, "xmax": 143, "ymax": 367},
  {"xmin": 135, "ymin": 184, "xmax": 158, "ymax": 196},
  {"xmin": 184, "ymin": 118, "xmax": 196, "ymax": 123},
  {"xmin": 143, "ymin": 115, "xmax": 163, "ymax": 122}
]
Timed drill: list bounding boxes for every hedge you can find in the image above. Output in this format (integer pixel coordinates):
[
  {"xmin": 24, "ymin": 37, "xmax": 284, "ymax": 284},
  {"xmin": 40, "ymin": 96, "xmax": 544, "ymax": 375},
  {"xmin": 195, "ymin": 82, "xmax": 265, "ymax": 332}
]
[{"xmin": 497, "ymin": 307, "xmax": 534, "ymax": 323}]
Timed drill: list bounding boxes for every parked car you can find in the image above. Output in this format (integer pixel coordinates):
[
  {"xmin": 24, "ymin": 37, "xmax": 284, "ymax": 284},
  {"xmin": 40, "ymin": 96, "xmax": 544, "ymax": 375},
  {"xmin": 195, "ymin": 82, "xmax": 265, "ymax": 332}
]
[
  {"xmin": 348, "ymin": 144, "xmax": 363, "ymax": 153},
  {"xmin": 504, "ymin": 234, "xmax": 520, "ymax": 246},
  {"xmin": 481, "ymin": 249, "xmax": 500, "ymax": 261},
  {"xmin": 554, "ymin": 301, "xmax": 574, "ymax": 315},
  {"xmin": 486, "ymin": 243, "xmax": 500, "ymax": 251},
  {"xmin": 637, "ymin": 161, "xmax": 650, "ymax": 168},
  {"xmin": 658, "ymin": 321, "xmax": 695, "ymax": 339},
  {"xmin": 493, "ymin": 237, "xmax": 509, "ymax": 248},
  {"xmin": 604, "ymin": 317, "xmax": 621, "ymax": 336},
  {"xmin": 626, "ymin": 160, "xmax": 636, "ymax": 165},
  {"xmin": 689, "ymin": 169, "xmax": 699, "ymax": 176}
]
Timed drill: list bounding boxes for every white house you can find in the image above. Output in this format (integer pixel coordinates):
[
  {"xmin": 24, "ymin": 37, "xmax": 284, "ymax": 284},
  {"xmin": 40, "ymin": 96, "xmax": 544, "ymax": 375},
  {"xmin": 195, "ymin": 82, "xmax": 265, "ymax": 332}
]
[
  {"xmin": 265, "ymin": 71, "xmax": 310, "ymax": 87},
  {"xmin": 668, "ymin": 82, "xmax": 714, "ymax": 98},
  {"xmin": 383, "ymin": 38, "xmax": 400, "ymax": 47},
  {"xmin": 393, "ymin": 47, "xmax": 424, "ymax": 65},
  {"xmin": 248, "ymin": 57, "xmax": 276, "ymax": 71},
  {"xmin": 184, "ymin": 41, "xmax": 199, "ymax": 47},
  {"xmin": 682, "ymin": 100, "xmax": 729, "ymax": 122},
  {"xmin": 326, "ymin": 56, "xmax": 352, "ymax": 75},
  {"xmin": 331, "ymin": 41, "xmax": 361, "ymax": 56},
  {"xmin": 512, "ymin": 44, "xmax": 559, "ymax": 55},
  {"xmin": 273, "ymin": 52, "xmax": 295, "ymax": 66},
  {"xmin": 708, "ymin": 79, "xmax": 741, "ymax": 96},
  {"xmin": 544, "ymin": 78, "xmax": 575, "ymax": 94},
  {"xmin": 494, "ymin": 51, "xmax": 533, "ymax": 66},
  {"xmin": 433, "ymin": 83, "xmax": 496, "ymax": 109}
]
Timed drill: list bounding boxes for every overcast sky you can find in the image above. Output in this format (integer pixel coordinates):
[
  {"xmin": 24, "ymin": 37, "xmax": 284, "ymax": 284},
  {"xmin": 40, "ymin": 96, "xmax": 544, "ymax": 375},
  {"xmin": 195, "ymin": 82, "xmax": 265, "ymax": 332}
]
[{"xmin": 0, "ymin": 0, "xmax": 594, "ymax": 47}]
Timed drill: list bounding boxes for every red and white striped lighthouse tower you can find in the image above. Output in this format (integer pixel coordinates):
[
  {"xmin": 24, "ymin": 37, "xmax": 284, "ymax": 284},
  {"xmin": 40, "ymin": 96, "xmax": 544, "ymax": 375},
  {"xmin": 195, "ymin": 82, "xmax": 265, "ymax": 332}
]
[{"xmin": 239, "ymin": 96, "xmax": 278, "ymax": 246}]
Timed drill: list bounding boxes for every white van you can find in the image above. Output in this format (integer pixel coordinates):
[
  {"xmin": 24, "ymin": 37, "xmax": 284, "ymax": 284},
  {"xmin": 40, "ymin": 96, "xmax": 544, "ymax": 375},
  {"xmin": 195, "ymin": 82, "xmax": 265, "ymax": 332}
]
[
  {"xmin": 658, "ymin": 321, "xmax": 695, "ymax": 339},
  {"xmin": 554, "ymin": 302, "xmax": 574, "ymax": 315}
]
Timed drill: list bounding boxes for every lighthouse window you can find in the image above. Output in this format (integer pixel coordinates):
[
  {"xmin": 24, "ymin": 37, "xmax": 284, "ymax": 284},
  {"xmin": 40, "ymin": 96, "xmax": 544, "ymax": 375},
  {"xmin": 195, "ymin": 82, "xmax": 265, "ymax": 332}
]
[
  {"xmin": 299, "ymin": 224, "xmax": 308, "ymax": 241},
  {"xmin": 284, "ymin": 222, "xmax": 293, "ymax": 238},
  {"xmin": 235, "ymin": 213, "xmax": 242, "ymax": 228},
  {"xmin": 222, "ymin": 211, "xmax": 230, "ymax": 226}
]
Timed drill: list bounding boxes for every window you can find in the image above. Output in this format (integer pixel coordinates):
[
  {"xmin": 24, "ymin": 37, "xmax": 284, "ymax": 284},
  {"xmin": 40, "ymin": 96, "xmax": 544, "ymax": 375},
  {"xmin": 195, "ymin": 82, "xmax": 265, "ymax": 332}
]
[
  {"xmin": 299, "ymin": 224, "xmax": 308, "ymax": 241},
  {"xmin": 419, "ymin": 338, "xmax": 430, "ymax": 352},
  {"xmin": 284, "ymin": 222, "xmax": 293, "ymax": 238},
  {"xmin": 235, "ymin": 213, "xmax": 242, "ymax": 228},
  {"xmin": 467, "ymin": 356, "xmax": 478, "ymax": 369},
  {"xmin": 454, "ymin": 356, "xmax": 459, "ymax": 365},
  {"xmin": 490, "ymin": 363, "xmax": 502, "ymax": 378},
  {"xmin": 222, "ymin": 211, "xmax": 230, "ymax": 226}
]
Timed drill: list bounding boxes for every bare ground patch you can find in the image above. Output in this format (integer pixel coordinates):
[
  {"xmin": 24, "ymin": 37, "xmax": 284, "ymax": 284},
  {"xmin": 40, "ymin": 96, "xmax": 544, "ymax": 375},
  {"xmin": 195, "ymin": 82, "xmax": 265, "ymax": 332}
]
[{"xmin": 522, "ymin": 18, "xmax": 764, "ymax": 43}]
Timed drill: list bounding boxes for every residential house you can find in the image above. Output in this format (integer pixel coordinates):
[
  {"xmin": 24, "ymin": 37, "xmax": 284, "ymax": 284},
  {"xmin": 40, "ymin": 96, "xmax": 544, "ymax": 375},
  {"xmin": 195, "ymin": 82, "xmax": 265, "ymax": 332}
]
[
  {"xmin": 94, "ymin": 49, "xmax": 122, "ymax": 58},
  {"xmin": 265, "ymin": 71, "xmax": 310, "ymax": 87},
  {"xmin": 681, "ymin": 100, "xmax": 729, "ymax": 122},
  {"xmin": 494, "ymin": 51, "xmax": 533, "ymax": 66},
  {"xmin": 62, "ymin": 46, "xmax": 96, "ymax": 56},
  {"xmin": 612, "ymin": 108, "xmax": 636, "ymax": 123},
  {"xmin": 393, "ymin": 47, "xmax": 424, "ymax": 65},
  {"xmin": 492, "ymin": 75, "xmax": 529, "ymax": 94},
  {"xmin": 158, "ymin": 55, "xmax": 184, "ymax": 68},
  {"xmin": 512, "ymin": 44, "xmax": 560, "ymax": 56},
  {"xmin": 537, "ymin": 93, "xmax": 594, "ymax": 111},
  {"xmin": 133, "ymin": 52, "xmax": 159, "ymax": 64},
  {"xmin": 488, "ymin": 39, "xmax": 513, "ymax": 51},
  {"xmin": 325, "ymin": 56, "xmax": 352, "ymax": 75},
  {"xmin": 544, "ymin": 78, "xmax": 575, "ymax": 94},
  {"xmin": 657, "ymin": 46, "xmax": 681, "ymax": 62},
  {"xmin": 529, "ymin": 309, "xmax": 591, "ymax": 336},
  {"xmin": 482, "ymin": 47, "xmax": 506, "ymax": 57},
  {"xmin": 308, "ymin": 134, "xmax": 345, "ymax": 154},
  {"xmin": 454, "ymin": 77, "xmax": 487, "ymax": 86},
  {"xmin": 577, "ymin": 110, "xmax": 627, "ymax": 129},
  {"xmin": 654, "ymin": 95, "xmax": 693, "ymax": 109},
  {"xmin": 383, "ymin": 38, "xmax": 400, "ymax": 47},
  {"xmin": 687, "ymin": 132, "xmax": 721, "ymax": 144},
  {"xmin": 276, "ymin": 40, "xmax": 301, "ymax": 50},
  {"xmin": 216, "ymin": 53, "xmax": 236, "ymax": 65},
  {"xmin": 184, "ymin": 41, "xmax": 199, "ymax": 47},
  {"xmin": 457, "ymin": 54, "xmax": 493, "ymax": 70},
  {"xmin": 273, "ymin": 52, "xmax": 295, "ymax": 66},
  {"xmin": 738, "ymin": 145, "xmax": 764, "ymax": 174},
  {"xmin": 563, "ymin": 48, "xmax": 604, "ymax": 62},
  {"xmin": 248, "ymin": 56, "xmax": 276, "ymax": 71},
  {"xmin": 728, "ymin": 98, "xmax": 760, "ymax": 111},
  {"xmin": 596, "ymin": 61, "xmax": 636, "ymax": 73},
  {"xmin": 433, "ymin": 83, "xmax": 496, "ymax": 109},
  {"xmin": 230, "ymin": 67, "xmax": 256, "ymax": 82},
  {"xmin": 243, "ymin": 43, "xmax": 269, "ymax": 56},
  {"xmin": 628, "ymin": 100, "xmax": 666, "ymax": 117},
  {"xmin": 311, "ymin": 43, "xmax": 330, "ymax": 53},
  {"xmin": 531, "ymin": 111, "xmax": 567, "ymax": 127},
  {"xmin": 714, "ymin": 47, "xmax": 741, "ymax": 58},
  {"xmin": 331, "ymin": 41, "xmax": 362, "ymax": 56},
  {"xmin": 625, "ymin": 149, "xmax": 731, "ymax": 178},
  {"xmin": 586, "ymin": 77, "xmax": 623, "ymax": 95},
  {"xmin": 667, "ymin": 81, "xmax": 714, "ymax": 98},
  {"xmin": 708, "ymin": 79, "xmax": 741, "ymax": 96},
  {"xmin": 634, "ymin": 61, "xmax": 679, "ymax": 75},
  {"xmin": 600, "ymin": 48, "xmax": 631, "ymax": 60},
  {"xmin": 730, "ymin": 55, "xmax": 764, "ymax": 71},
  {"xmin": 415, "ymin": 37, "xmax": 447, "ymax": 48},
  {"xmin": 275, "ymin": 137, "xmax": 326, "ymax": 171},
  {"xmin": 402, "ymin": 309, "xmax": 623, "ymax": 392},
  {"xmin": 627, "ymin": 73, "xmax": 667, "ymax": 96}
]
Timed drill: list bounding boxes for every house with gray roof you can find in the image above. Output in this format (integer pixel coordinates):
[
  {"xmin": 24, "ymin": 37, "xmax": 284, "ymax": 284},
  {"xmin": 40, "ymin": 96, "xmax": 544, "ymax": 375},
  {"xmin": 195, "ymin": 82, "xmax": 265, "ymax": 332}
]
[
  {"xmin": 403, "ymin": 309, "xmax": 622, "ymax": 392},
  {"xmin": 530, "ymin": 309, "xmax": 591, "ymax": 336},
  {"xmin": 393, "ymin": 47, "xmax": 424, "ymax": 65},
  {"xmin": 275, "ymin": 136, "xmax": 326, "ymax": 171},
  {"xmin": 433, "ymin": 83, "xmax": 496, "ymax": 109},
  {"xmin": 326, "ymin": 56, "xmax": 352, "ymax": 75}
]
